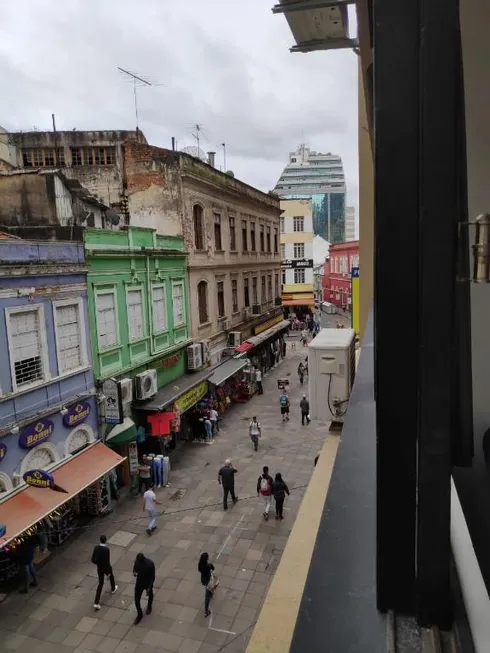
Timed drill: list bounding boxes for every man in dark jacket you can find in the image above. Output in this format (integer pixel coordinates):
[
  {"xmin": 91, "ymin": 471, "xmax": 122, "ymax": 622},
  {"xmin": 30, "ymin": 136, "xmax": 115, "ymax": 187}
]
[
  {"xmin": 92, "ymin": 535, "xmax": 117, "ymax": 610},
  {"xmin": 133, "ymin": 553, "xmax": 155, "ymax": 624},
  {"xmin": 300, "ymin": 394, "xmax": 311, "ymax": 426},
  {"xmin": 16, "ymin": 536, "xmax": 37, "ymax": 594},
  {"xmin": 218, "ymin": 459, "xmax": 238, "ymax": 510}
]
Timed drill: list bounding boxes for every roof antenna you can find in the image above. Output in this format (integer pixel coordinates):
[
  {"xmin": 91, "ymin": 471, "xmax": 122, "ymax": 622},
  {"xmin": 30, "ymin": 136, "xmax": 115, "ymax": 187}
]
[{"xmin": 118, "ymin": 67, "xmax": 164, "ymax": 131}]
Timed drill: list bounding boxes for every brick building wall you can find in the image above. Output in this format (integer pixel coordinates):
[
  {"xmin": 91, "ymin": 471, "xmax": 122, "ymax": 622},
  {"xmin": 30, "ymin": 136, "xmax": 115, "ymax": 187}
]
[{"xmin": 323, "ymin": 240, "xmax": 359, "ymax": 310}]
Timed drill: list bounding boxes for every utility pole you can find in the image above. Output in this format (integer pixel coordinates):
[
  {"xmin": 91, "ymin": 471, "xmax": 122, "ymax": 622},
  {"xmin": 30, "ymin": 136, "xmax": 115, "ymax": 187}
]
[{"xmin": 192, "ymin": 124, "xmax": 202, "ymax": 151}]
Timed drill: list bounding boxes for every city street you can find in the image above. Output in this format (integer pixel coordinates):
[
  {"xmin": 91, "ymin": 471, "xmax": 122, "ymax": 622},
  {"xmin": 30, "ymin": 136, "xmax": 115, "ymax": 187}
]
[{"xmin": 1, "ymin": 343, "xmax": 330, "ymax": 653}]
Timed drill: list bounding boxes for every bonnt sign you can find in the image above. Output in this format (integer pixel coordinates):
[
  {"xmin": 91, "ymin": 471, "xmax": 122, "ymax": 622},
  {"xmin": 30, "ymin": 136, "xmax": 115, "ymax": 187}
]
[
  {"xmin": 19, "ymin": 420, "xmax": 54, "ymax": 449},
  {"xmin": 63, "ymin": 401, "xmax": 91, "ymax": 428},
  {"xmin": 23, "ymin": 469, "xmax": 54, "ymax": 489},
  {"xmin": 174, "ymin": 381, "xmax": 208, "ymax": 414},
  {"xmin": 281, "ymin": 258, "xmax": 314, "ymax": 270}
]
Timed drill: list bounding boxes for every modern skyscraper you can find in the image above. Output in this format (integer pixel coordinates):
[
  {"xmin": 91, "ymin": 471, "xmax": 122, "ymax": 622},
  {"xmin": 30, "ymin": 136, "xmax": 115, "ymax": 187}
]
[
  {"xmin": 345, "ymin": 206, "xmax": 357, "ymax": 241},
  {"xmin": 273, "ymin": 144, "xmax": 346, "ymax": 243}
]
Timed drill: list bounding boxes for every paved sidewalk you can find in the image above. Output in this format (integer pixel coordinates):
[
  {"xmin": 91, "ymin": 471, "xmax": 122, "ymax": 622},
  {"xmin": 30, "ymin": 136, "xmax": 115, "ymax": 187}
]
[{"xmin": 1, "ymin": 344, "xmax": 330, "ymax": 653}]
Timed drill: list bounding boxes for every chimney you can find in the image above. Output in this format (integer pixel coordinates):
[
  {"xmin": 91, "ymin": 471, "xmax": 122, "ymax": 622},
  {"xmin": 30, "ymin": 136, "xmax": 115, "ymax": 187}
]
[
  {"xmin": 171, "ymin": 137, "xmax": 176, "ymax": 151},
  {"xmin": 207, "ymin": 151, "xmax": 216, "ymax": 168}
]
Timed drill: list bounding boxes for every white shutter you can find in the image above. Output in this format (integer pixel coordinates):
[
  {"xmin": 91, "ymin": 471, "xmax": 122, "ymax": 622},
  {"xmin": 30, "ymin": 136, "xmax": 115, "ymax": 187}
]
[
  {"xmin": 10, "ymin": 309, "xmax": 44, "ymax": 387},
  {"xmin": 127, "ymin": 289, "xmax": 144, "ymax": 340},
  {"xmin": 172, "ymin": 283, "xmax": 184, "ymax": 326},
  {"xmin": 152, "ymin": 286, "xmax": 167, "ymax": 333},
  {"xmin": 55, "ymin": 303, "xmax": 82, "ymax": 373},
  {"xmin": 96, "ymin": 292, "xmax": 117, "ymax": 348}
]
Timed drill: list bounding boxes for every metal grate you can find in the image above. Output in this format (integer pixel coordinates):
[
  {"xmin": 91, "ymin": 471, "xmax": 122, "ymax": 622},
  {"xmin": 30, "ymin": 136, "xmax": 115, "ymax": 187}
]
[
  {"xmin": 10, "ymin": 309, "xmax": 44, "ymax": 387},
  {"xmin": 55, "ymin": 303, "xmax": 82, "ymax": 373}
]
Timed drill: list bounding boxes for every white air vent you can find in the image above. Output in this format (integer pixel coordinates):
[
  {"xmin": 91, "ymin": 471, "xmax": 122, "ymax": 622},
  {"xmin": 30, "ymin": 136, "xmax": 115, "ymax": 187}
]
[
  {"xmin": 119, "ymin": 378, "xmax": 133, "ymax": 404},
  {"xmin": 187, "ymin": 343, "xmax": 203, "ymax": 370},
  {"xmin": 135, "ymin": 369, "xmax": 158, "ymax": 400}
]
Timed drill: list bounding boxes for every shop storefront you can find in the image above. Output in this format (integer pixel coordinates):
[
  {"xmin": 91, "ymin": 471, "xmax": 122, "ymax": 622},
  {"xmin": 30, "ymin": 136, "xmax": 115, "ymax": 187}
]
[
  {"xmin": 0, "ymin": 441, "xmax": 123, "ymax": 587},
  {"xmin": 235, "ymin": 317, "xmax": 291, "ymax": 373},
  {"xmin": 207, "ymin": 358, "xmax": 255, "ymax": 413}
]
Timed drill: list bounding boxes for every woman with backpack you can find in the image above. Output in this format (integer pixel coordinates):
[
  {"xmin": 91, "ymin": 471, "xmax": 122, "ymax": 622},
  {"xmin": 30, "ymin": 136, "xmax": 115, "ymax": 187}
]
[
  {"xmin": 272, "ymin": 473, "xmax": 290, "ymax": 520},
  {"xmin": 198, "ymin": 552, "xmax": 218, "ymax": 617}
]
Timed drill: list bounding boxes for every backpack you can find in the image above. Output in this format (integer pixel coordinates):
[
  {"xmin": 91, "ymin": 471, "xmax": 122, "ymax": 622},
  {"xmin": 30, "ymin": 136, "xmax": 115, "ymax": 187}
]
[
  {"xmin": 260, "ymin": 476, "xmax": 270, "ymax": 493},
  {"xmin": 280, "ymin": 394, "xmax": 288, "ymax": 407}
]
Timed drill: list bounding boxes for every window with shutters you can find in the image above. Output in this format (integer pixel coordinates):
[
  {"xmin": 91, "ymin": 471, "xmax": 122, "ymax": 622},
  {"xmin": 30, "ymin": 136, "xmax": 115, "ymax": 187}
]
[
  {"xmin": 275, "ymin": 273, "xmax": 280, "ymax": 297},
  {"xmin": 53, "ymin": 299, "xmax": 86, "ymax": 374},
  {"xmin": 229, "ymin": 217, "xmax": 236, "ymax": 251},
  {"xmin": 6, "ymin": 305, "xmax": 49, "ymax": 391},
  {"xmin": 294, "ymin": 242, "xmax": 305, "ymax": 258},
  {"xmin": 217, "ymin": 281, "xmax": 225, "ymax": 317},
  {"xmin": 172, "ymin": 282, "xmax": 185, "ymax": 326},
  {"xmin": 197, "ymin": 281, "xmax": 209, "ymax": 324},
  {"xmin": 95, "ymin": 290, "xmax": 118, "ymax": 349},
  {"xmin": 152, "ymin": 285, "xmax": 167, "ymax": 333},
  {"xmin": 232, "ymin": 279, "xmax": 238, "ymax": 313},
  {"xmin": 214, "ymin": 213, "xmax": 222, "ymax": 250},
  {"xmin": 193, "ymin": 205, "xmax": 205, "ymax": 250},
  {"xmin": 250, "ymin": 222, "xmax": 256, "ymax": 251},
  {"xmin": 127, "ymin": 288, "xmax": 145, "ymax": 341}
]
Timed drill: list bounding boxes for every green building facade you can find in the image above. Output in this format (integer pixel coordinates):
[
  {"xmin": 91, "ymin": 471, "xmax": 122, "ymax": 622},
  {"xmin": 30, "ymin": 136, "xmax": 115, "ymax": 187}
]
[{"xmin": 84, "ymin": 227, "xmax": 191, "ymax": 388}]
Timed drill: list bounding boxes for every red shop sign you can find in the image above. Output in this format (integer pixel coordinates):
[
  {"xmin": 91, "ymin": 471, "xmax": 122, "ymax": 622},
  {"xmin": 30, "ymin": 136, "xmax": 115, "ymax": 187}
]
[{"xmin": 160, "ymin": 352, "xmax": 182, "ymax": 370}]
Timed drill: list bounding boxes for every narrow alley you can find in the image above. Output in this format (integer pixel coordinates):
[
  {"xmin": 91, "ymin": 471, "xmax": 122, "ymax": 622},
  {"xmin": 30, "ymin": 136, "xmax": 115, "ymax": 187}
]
[{"xmin": 1, "ymin": 343, "xmax": 329, "ymax": 653}]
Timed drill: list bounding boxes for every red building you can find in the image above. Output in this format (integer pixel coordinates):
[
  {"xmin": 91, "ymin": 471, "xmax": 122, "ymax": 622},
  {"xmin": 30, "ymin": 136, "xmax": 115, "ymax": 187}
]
[{"xmin": 322, "ymin": 240, "xmax": 359, "ymax": 310}]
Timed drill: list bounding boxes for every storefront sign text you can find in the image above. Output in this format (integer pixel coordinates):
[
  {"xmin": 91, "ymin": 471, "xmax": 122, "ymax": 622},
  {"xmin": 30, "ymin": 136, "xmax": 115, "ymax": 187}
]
[
  {"xmin": 19, "ymin": 420, "xmax": 54, "ymax": 449},
  {"xmin": 23, "ymin": 469, "xmax": 54, "ymax": 489},
  {"xmin": 351, "ymin": 267, "xmax": 359, "ymax": 278},
  {"xmin": 174, "ymin": 381, "xmax": 208, "ymax": 414},
  {"xmin": 63, "ymin": 401, "xmax": 91, "ymax": 428},
  {"xmin": 128, "ymin": 442, "xmax": 139, "ymax": 476},
  {"xmin": 160, "ymin": 352, "xmax": 182, "ymax": 370},
  {"xmin": 253, "ymin": 314, "xmax": 283, "ymax": 336},
  {"xmin": 103, "ymin": 379, "xmax": 123, "ymax": 425},
  {"xmin": 281, "ymin": 258, "xmax": 314, "ymax": 270},
  {"xmin": 0, "ymin": 442, "xmax": 6, "ymax": 462}
]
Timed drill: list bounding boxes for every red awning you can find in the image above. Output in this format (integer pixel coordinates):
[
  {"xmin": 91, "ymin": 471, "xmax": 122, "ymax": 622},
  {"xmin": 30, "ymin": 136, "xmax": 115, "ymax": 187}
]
[
  {"xmin": 235, "ymin": 342, "xmax": 254, "ymax": 353},
  {"xmin": 0, "ymin": 442, "xmax": 124, "ymax": 547}
]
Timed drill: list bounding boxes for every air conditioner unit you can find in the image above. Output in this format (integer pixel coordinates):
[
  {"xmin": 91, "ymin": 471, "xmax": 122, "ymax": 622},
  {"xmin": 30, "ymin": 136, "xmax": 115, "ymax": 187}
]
[
  {"xmin": 200, "ymin": 339, "xmax": 211, "ymax": 364},
  {"xmin": 187, "ymin": 343, "xmax": 203, "ymax": 370},
  {"xmin": 227, "ymin": 331, "xmax": 242, "ymax": 347},
  {"xmin": 307, "ymin": 328, "xmax": 356, "ymax": 424},
  {"xmin": 222, "ymin": 318, "xmax": 231, "ymax": 331},
  {"xmin": 243, "ymin": 307, "xmax": 252, "ymax": 320},
  {"xmin": 252, "ymin": 303, "xmax": 261, "ymax": 315},
  {"xmin": 119, "ymin": 378, "xmax": 133, "ymax": 404},
  {"xmin": 135, "ymin": 369, "xmax": 158, "ymax": 400}
]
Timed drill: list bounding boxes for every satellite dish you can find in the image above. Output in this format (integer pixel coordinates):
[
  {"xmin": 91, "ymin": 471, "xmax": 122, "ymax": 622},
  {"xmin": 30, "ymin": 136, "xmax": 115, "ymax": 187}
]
[
  {"xmin": 181, "ymin": 146, "xmax": 209, "ymax": 163},
  {"xmin": 106, "ymin": 209, "xmax": 121, "ymax": 226},
  {"xmin": 225, "ymin": 170, "xmax": 235, "ymax": 178}
]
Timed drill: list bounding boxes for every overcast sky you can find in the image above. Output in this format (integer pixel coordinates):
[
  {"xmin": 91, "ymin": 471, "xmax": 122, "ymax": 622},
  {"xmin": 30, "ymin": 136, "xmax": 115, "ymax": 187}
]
[{"xmin": 0, "ymin": 0, "xmax": 358, "ymax": 210}]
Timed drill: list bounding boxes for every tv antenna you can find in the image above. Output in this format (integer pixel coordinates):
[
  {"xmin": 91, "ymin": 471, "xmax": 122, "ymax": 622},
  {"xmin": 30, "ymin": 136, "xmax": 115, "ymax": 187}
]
[
  {"xmin": 192, "ymin": 123, "xmax": 203, "ymax": 151},
  {"xmin": 117, "ymin": 67, "xmax": 163, "ymax": 130}
]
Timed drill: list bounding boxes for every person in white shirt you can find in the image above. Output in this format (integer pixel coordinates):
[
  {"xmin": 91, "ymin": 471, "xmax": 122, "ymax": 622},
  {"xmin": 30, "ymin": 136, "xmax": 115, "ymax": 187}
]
[
  {"xmin": 209, "ymin": 407, "xmax": 219, "ymax": 436},
  {"xmin": 256, "ymin": 368, "xmax": 263, "ymax": 395},
  {"xmin": 249, "ymin": 416, "xmax": 261, "ymax": 452},
  {"xmin": 143, "ymin": 483, "xmax": 161, "ymax": 536}
]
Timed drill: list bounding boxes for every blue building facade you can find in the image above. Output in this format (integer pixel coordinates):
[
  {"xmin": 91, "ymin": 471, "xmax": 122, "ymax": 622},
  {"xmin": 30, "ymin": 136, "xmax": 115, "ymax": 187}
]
[{"xmin": 0, "ymin": 241, "xmax": 97, "ymax": 496}]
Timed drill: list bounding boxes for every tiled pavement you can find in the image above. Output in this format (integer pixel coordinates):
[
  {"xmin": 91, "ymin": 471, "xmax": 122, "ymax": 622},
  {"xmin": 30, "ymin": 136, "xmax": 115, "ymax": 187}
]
[{"xmin": 1, "ymin": 342, "xmax": 330, "ymax": 653}]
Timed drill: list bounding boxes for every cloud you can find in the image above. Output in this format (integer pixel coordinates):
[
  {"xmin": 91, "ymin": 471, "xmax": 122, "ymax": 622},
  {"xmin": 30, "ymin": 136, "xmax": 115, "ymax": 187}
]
[{"xmin": 0, "ymin": 0, "xmax": 358, "ymax": 209}]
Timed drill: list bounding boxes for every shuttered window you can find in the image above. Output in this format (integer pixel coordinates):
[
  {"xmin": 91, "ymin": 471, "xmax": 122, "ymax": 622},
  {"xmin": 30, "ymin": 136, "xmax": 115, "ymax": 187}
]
[
  {"xmin": 8, "ymin": 308, "xmax": 46, "ymax": 388},
  {"xmin": 152, "ymin": 285, "xmax": 167, "ymax": 333},
  {"xmin": 96, "ymin": 291, "xmax": 118, "ymax": 348},
  {"xmin": 127, "ymin": 288, "xmax": 144, "ymax": 341},
  {"xmin": 54, "ymin": 301, "xmax": 84, "ymax": 374}
]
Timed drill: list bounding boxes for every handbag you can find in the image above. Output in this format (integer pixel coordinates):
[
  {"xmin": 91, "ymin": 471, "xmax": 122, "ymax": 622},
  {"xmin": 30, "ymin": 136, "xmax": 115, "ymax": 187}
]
[{"xmin": 207, "ymin": 570, "xmax": 220, "ymax": 593}]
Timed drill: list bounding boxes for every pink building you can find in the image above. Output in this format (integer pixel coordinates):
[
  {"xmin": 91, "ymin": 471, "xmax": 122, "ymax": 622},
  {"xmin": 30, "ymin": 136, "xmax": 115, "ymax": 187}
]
[{"xmin": 322, "ymin": 240, "xmax": 359, "ymax": 310}]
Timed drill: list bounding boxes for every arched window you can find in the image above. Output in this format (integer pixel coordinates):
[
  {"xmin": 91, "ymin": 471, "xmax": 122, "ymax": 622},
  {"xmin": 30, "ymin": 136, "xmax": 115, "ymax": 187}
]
[
  {"xmin": 65, "ymin": 425, "xmax": 96, "ymax": 456},
  {"xmin": 193, "ymin": 205, "xmax": 204, "ymax": 250},
  {"xmin": 0, "ymin": 472, "xmax": 13, "ymax": 495},
  {"xmin": 197, "ymin": 281, "xmax": 209, "ymax": 324},
  {"xmin": 20, "ymin": 443, "xmax": 60, "ymax": 476}
]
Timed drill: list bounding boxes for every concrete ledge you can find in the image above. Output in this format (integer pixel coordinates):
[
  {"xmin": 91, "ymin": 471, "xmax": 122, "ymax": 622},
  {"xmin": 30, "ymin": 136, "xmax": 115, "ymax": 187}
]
[{"xmin": 245, "ymin": 430, "xmax": 340, "ymax": 653}]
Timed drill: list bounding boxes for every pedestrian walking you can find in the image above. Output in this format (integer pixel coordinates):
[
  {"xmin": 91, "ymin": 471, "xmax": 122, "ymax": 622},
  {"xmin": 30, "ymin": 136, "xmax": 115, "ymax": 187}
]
[
  {"xmin": 301, "ymin": 329, "xmax": 308, "ymax": 346},
  {"xmin": 256, "ymin": 368, "xmax": 263, "ymax": 395},
  {"xmin": 279, "ymin": 390, "xmax": 290, "ymax": 422},
  {"xmin": 16, "ymin": 536, "xmax": 37, "ymax": 594},
  {"xmin": 133, "ymin": 553, "xmax": 155, "ymax": 625},
  {"xmin": 138, "ymin": 456, "xmax": 152, "ymax": 494},
  {"xmin": 257, "ymin": 466, "xmax": 273, "ymax": 520},
  {"xmin": 218, "ymin": 459, "xmax": 238, "ymax": 510},
  {"xmin": 92, "ymin": 535, "xmax": 117, "ymax": 610},
  {"xmin": 209, "ymin": 406, "xmax": 219, "ymax": 436},
  {"xmin": 198, "ymin": 552, "xmax": 219, "ymax": 617},
  {"xmin": 249, "ymin": 416, "xmax": 261, "ymax": 451},
  {"xmin": 204, "ymin": 416, "xmax": 213, "ymax": 444},
  {"xmin": 300, "ymin": 394, "xmax": 311, "ymax": 426},
  {"xmin": 297, "ymin": 362, "xmax": 305, "ymax": 385},
  {"xmin": 272, "ymin": 473, "xmax": 290, "ymax": 520},
  {"xmin": 143, "ymin": 483, "xmax": 161, "ymax": 535}
]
